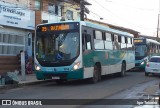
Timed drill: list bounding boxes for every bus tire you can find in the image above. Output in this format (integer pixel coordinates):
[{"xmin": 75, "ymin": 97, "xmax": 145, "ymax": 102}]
[
  {"xmin": 90, "ymin": 65, "xmax": 99, "ymax": 83},
  {"xmin": 121, "ymin": 63, "xmax": 126, "ymax": 77}
]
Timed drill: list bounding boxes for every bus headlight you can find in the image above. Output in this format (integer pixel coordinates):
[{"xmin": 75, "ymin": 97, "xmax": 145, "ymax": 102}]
[
  {"xmin": 141, "ymin": 59, "xmax": 147, "ymax": 65},
  {"xmin": 141, "ymin": 62, "xmax": 144, "ymax": 65},
  {"xmin": 73, "ymin": 62, "xmax": 80, "ymax": 70},
  {"xmin": 35, "ymin": 65, "xmax": 41, "ymax": 71}
]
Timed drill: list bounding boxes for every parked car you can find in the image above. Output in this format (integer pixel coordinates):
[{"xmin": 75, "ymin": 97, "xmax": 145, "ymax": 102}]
[{"xmin": 145, "ymin": 56, "xmax": 160, "ymax": 76}]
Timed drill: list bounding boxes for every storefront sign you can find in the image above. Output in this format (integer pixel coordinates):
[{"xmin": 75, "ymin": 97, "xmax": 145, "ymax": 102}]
[{"xmin": 0, "ymin": 1, "xmax": 35, "ymax": 30}]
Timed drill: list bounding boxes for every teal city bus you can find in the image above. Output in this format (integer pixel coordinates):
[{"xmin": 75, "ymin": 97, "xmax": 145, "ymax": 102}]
[
  {"xmin": 134, "ymin": 38, "xmax": 160, "ymax": 70},
  {"xmin": 34, "ymin": 21, "xmax": 135, "ymax": 83}
]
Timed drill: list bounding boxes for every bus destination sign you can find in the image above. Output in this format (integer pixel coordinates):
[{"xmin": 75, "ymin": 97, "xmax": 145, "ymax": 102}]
[
  {"xmin": 41, "ymin": 24, "xmax": 70, "ymax": 32},
  {"xmin": 134, "ymin": 39, "xmax": 146, "ymax": 44},
  {"xmin": 134, "ymin": 39, "xmax": 143, "ymax": 43}
]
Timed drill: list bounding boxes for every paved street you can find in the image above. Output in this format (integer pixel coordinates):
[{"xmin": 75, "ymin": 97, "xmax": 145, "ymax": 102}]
[
  {"xmin": 0, "ymin": 72, "xmax": 158, "ymax": 99},
  {"xmin": 0, "ymin": 71, "xmax": 160, "ymax": 108}
]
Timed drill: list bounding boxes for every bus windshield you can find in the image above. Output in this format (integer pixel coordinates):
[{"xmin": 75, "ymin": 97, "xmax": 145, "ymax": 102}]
[
  {"xmin": 135, "ymin": 45, "xmax": 147, "ymax": 60},
  {"xmin": 35, "ymin": 31, "xmax": 80, "ymax": 66}
]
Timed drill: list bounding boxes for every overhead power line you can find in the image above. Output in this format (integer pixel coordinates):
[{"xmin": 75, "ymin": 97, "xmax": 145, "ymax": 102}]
[
  {"xmin": 104, "ymin": 0, "xmax": 158, "ymax": 12},
  {"xmin": 89, "ymin": 0, "xmax": 157, "ymax": 30}
]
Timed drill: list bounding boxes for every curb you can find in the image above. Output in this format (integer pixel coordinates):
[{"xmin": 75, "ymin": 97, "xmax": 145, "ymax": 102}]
[{"xmin": 0, "ymin": 80, "xmax": 53, "ymax": 90}]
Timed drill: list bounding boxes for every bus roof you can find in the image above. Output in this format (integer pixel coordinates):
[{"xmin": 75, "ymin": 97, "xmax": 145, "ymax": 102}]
[
  {"xmin": 146, "ymin": 38, "xmax": 160, "ymax": 45},
  {"xmin": 134, "ymin": 37, "xmax": 160, "ymax": 45},
  {"xmin": 36, "ymin": 21, "xmax": 134, "ymax": 37},
  {"xmin": 84, "ymin": 21, "xmax": 134, "ymax": 37}
]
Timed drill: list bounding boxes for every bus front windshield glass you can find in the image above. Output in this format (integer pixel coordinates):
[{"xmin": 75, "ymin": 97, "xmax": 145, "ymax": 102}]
[
  {"xmin": 135, "ymin": 45, "xmax": 147, "ymax": 59},
  {"xmin": 36, "ymin": 31, "xmax": 80, "ymax": 63}
]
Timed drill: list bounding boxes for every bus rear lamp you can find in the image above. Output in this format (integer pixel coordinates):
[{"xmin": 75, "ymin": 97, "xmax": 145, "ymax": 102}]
[
  {"xmin": 35, "ymin": 65, "xmax": 41, "ymax": 71},
  {"xmin": 73, "ymin": 62, "xmax": 81, "ymax": 70}
]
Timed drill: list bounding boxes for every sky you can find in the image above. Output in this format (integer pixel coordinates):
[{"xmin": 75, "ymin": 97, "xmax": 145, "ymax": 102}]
[{"xmin": 86, "ymin": 0, "xmax": 159, "ymax": 37}]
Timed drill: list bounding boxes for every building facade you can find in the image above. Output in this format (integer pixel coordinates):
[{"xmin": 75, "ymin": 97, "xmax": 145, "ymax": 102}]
[
  {"xmin": 29, "ymin": 0, "xmax": 63, "ymax": 25},
  {"xmin": 0, "ymin": 0, "xmax": 35, "ymax": 57},
  {"xmin": 63, "ymin": 1, "xmax": 81, "ymax": 21}
]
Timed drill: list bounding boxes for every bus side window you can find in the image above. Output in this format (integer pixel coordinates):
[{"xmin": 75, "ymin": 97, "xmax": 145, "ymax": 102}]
[
  {"xmin": 85, "ymin": 34, "xmax": 91, "ymax": 50},
  {"xmin": 82, "ymin": 33, "xmax": 92, "ymax": 51},
  {"xmin": 113, "ymin": 34, "xmax": 120, "ymax": 50}
]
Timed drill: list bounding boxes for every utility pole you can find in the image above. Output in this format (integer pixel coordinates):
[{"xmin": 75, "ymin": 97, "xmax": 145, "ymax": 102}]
[
  {"xmin": 157, "ymin": 14, "xmax": 160, "ymax": 41},
  {"xmin": 80, "ymin": 0, "xmax": 85, "ymax": 21},
  {"xmin": 157, "ymin": 0, "xmax": 160, "ymax": 41}
]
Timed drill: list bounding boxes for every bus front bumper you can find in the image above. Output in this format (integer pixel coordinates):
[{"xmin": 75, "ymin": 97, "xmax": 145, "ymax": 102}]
[{"xmin": 34, "ymin": 68, "xmax": 83, "ymax": 80}]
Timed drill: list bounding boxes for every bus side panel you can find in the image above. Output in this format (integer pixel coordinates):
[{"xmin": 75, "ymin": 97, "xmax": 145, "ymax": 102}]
[
  {"xmin": 82, "ymin": 50, "xmax": 95, "ymax": 79},
  {"xmin": 82, "ymin": 49, "xmax": 134, "ymax": 78},
  {"xmin": 126, "ymin": 50, "xmax": 135, "ymax": 70}
]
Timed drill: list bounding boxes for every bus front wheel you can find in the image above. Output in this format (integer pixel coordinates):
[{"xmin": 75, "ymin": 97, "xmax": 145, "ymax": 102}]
[
  {"xmin": 90, "ymin": 65, "xmax": 100, "ymax": 83},
  {"xmin": 121, "ymin": 63, "xmax": 126, "ymax": 77}
]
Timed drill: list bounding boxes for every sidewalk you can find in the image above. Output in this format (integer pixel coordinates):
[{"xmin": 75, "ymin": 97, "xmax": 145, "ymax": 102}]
[{"xmin": 0, "ymin": 73, "xmax": 51, "ymax": 90}]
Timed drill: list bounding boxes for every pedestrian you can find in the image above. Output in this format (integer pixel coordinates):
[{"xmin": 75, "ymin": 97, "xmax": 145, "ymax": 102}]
[{"xmin": 26, "ymin": 59, "xmax": 32, "ymax": 74}]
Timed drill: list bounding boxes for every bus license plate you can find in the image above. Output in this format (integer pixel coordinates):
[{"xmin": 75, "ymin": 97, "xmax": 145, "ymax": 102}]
[{"xmin": 52, "ymin": 77, "xmax": 60, "ymax": 79}]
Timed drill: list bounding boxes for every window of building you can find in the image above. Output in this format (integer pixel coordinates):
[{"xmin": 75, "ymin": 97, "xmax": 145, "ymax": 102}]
[
  {"xmin": 0, "ymin": 34, "xmax": 25, "ymax": 55},
  {"xmin": 48, "ymin": 3, "xmax": 55, "ymax": 14},
  {"xmin": 48, "ymin": 3, "xmax": 59, "ymax": 15},
  {"xmin": 35, "ymin": 0, "xmax": 41, "ymax": 10},
  {"xmin": 77, "ymin": 12, "xmax": 80, "ymax": 21},
  {"xmin": 66, "ymin": 10, "xmax": 73, "ymax": 20}
]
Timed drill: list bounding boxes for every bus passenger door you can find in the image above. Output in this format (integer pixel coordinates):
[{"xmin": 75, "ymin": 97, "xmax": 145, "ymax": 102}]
[
  {"xmin": 82, "ymin": 32, "xmax": 93, "ymax": 79},
  {"xmin": 82, "ymin": 33, "xmax": 92, "ymax": 51}
]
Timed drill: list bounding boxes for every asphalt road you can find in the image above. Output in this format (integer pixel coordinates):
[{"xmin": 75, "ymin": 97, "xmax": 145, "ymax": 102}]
[{"xmin": 0, "ymin": 71, "xmax": 159, "ymax": 108}]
